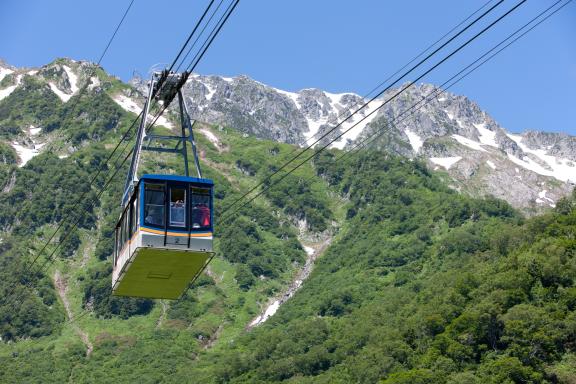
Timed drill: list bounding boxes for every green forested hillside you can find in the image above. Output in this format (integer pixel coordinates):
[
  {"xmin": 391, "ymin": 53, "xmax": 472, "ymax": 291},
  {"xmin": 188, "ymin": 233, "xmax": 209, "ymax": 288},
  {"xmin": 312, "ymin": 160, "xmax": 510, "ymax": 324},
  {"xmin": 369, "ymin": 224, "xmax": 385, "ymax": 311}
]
[
  {"xmin": 191, "ymin": 152, "xmax": 576, "ymax": 383},
  {"xmin": 0, "ymin": 66, "xmax": 575, "ymax": 383}
]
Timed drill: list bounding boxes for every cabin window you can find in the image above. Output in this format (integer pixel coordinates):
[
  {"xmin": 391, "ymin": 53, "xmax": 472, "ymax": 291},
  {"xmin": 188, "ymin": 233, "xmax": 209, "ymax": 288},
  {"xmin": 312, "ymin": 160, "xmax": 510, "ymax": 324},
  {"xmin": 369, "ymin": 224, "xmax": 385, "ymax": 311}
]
[
  {"xmin": 169, "ymin": 188, "xmax": 186, "ymax": 227},
  {"xmin": 144, "ymin": 184, "xmax": 165, "ymax": 227},
  {"xmin": 191, "ymin": 187, "xmax": 211, "ymax": 230}
]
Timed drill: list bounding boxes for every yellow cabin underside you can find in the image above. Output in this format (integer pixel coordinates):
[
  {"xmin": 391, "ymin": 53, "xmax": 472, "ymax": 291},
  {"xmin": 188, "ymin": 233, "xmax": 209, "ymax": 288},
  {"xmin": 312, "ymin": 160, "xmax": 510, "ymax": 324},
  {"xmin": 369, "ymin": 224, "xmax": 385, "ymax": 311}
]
[{"xmin": 112, "ymin": 247, "xmax": 212, "ymax": 299}]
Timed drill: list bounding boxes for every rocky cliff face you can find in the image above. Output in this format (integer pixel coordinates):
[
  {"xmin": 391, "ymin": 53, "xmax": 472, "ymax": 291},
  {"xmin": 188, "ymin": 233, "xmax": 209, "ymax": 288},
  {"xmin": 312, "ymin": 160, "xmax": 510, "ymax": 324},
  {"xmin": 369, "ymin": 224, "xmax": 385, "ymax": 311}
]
[
  {"xmin": 171, "ymin": 74, "xmax": 575, "ymax": 212},
  {"xmin": 1, "ymin": 58, "xmax": 574, "ymax": 212},
  {"xmin": 357, "ymin": 83, "xmax": 576, "ymax": 210}
]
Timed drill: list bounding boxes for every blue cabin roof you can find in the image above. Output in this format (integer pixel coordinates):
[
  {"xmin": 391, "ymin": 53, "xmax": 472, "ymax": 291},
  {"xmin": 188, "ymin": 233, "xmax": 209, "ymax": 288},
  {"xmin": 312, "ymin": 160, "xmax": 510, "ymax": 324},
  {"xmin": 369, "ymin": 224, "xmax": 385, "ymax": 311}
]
[{"xmin": 140, "ymin": 174, "xmax": 214, "ymax": 185}]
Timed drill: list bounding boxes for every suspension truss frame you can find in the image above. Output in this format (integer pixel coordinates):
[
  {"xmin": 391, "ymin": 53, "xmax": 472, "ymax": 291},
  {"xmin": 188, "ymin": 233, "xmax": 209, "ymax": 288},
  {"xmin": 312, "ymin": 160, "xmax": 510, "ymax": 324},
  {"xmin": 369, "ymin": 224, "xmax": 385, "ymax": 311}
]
[{"xmin": 122, "ymin": 70, "xmax": 202, "ymax": 207}]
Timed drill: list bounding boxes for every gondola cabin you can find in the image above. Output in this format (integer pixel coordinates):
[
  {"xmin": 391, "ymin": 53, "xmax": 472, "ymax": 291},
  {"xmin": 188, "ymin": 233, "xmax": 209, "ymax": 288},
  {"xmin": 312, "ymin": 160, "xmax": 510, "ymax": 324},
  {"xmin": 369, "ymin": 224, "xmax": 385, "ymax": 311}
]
[{"xmin": 112, "ymin": 174, "xmax": 214, "ymax": 299}]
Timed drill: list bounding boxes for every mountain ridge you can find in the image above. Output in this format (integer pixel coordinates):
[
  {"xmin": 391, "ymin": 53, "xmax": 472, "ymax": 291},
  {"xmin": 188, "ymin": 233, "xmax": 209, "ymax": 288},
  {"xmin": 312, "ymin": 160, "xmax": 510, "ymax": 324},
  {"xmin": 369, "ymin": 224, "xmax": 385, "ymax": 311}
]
[{"xmin": 2, "ymin": 57, "xmax": 574, "ymax": 213}]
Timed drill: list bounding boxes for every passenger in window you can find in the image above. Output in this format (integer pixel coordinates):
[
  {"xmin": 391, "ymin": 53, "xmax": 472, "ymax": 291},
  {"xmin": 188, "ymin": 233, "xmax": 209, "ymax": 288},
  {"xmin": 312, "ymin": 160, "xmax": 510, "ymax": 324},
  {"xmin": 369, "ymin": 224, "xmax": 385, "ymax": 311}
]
[
  {"xmin": 145, "ymin": 207, "xmax": 163, "ymax": 226},
  {"xmin": 199, "ymin": 203, "xmax": 210, "ymax": 227},
  {"xmin": 192, "ymin": 203, "xmax": 210, "ymax": 228},
  {"xmin": 191, "ymin": 204, "xmax": 201, "ymax": 228},
  {"xmin": 170, "ymin": 199, "xmax": 185, "ymax": 226}
]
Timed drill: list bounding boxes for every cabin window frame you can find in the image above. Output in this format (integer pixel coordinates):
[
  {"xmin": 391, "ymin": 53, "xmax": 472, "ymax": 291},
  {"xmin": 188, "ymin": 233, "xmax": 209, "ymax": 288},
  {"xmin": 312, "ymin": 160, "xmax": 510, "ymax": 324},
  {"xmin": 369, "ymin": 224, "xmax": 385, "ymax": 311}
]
[
  {"xmin": 139, "ymin": 178, "xmax": 213, "ymax": 233},
  {"xmin": 168, "ymin": 186, "xmax": 187, "ymax": 228},
  {"xmin": 143, "ymin": 182, "xmax": 166, "ymax": 228},
  {"xmin": 190, "ymin": 184, "xmax": 213, "ymax": 231}
]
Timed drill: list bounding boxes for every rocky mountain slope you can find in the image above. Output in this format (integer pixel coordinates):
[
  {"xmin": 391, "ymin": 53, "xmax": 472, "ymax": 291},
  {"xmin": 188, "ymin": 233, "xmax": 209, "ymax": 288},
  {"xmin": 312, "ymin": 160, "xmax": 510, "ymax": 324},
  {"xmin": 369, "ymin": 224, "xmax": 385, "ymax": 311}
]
[
  {"xmin": 135, "ymin": 67, "xmax": 576, "ymax": 212},
  {"xmin": 1, "ymin": 57, "xmax": 574, "ymax": 211}
]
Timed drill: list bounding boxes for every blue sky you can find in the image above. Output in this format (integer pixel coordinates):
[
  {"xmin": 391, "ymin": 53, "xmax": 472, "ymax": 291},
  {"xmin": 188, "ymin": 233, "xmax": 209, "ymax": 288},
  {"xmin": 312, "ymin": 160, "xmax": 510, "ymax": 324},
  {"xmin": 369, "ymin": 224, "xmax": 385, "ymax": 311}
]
[{"xmin": 1, "ymin": 0, "xmax": 575, "ymax": 135}]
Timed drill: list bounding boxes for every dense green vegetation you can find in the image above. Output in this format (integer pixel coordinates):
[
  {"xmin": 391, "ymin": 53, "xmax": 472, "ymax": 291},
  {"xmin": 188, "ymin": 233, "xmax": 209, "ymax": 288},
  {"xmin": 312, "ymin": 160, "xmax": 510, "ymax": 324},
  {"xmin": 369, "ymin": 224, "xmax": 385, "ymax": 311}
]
[
  {"xmin": 0, "ymin": 73, "xmax": 17, "ymax": 88},
  {"xmin": 0, "ymin": 68, "xmax": 136, "ymax": 342},
  {"xmin": 0, "ymin": 75, "xmax": 62, "ymax": 137},
  {"xmin": 0, "ymin": 141, "xmax": 17, "ymax": 165},
  {"xmin": 264, "ymin": 173, "xmax": 332, "ymax": 232},
  {"xmin": 187, "ymin": 151, "xmax": 576, "ymax": 383},
  {"xmin": 2, "ymin": 142, "xmax": 575, "ymax": 382},
  {"xmin": 5, "ymin": 155, "xmax": 99, "ymax": 235},
  {"xmin": 204, "ymin": 130, "xmax": 335, "ymax": 233},
  {"xmin": 219, "ymin": 205, "xmax": 305, "ymax": 281},
  {"xmin": 44, "ymin": 90, "xmax": 126, "ymax": 144},
  {"xmin": 0, "ymin": 237, "xmax": 64, "ymax": 341}
]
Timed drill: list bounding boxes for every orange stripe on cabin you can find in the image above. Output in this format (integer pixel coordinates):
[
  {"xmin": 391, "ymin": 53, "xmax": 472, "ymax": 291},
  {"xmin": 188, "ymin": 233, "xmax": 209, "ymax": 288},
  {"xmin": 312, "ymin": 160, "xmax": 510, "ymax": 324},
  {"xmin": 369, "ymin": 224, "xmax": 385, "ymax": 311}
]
[{"xmin": 140, "ymin": 227, "xmax": 212, "ymax": 237}]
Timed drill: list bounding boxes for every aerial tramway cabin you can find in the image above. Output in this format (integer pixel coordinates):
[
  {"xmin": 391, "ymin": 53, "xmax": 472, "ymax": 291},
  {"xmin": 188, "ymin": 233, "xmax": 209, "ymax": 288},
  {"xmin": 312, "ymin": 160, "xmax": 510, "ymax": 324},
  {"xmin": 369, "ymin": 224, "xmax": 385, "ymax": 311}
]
[
  {"xmin": 112, "ymin": 174, "xmax": 214, "ymax": 299},
  {"xmin": 111, "ymin": 69, "xmax": 215, "ymax": 299}
]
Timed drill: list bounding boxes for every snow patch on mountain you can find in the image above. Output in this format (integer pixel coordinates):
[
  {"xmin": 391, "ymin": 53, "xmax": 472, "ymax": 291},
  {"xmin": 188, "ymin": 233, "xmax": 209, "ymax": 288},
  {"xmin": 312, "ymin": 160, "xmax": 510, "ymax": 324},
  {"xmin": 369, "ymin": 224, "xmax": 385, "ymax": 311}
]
[
  {"xmin": 88, "ymin": 76, "xmax": 100, "ymax": 90},
  {"xmin": 304, "ymin": 118, "xmax": 326, "ymax": 143},
  {"xmin": 249, "ymin": 300, "xmax": 280, "ymax": 327},
  {"xmin": 275, "ymin": 88, "xmax": 301, "ymax": 108},
  {"xmin": 204, "ymin": 83, "xmax": 216, "ymax": 101},
  {"xmin": 507, "ymin": 153, "xmax": 551, "ymax": 178},
  {"xmin": 11, "ymin": 141, "xmax": 44, "ymax": 167},
  {"xmin": 113, "ymin": 94, "xmax": 140, "ymax": 114},
  {"xmin": 0, "ymin": 67, "xmax": 13, "ymax": 82},
  {"xmin": 507, "ymin": 134, "xmax": 576, "ymax": 183},
  {"xmin": 452, "ymin": 134, "xmax": 487, "ymax": 152},
  {"xmin": 536, "ymin": 189, "xmax": 556, "ymax": 207},
  {"xmin": 298, "ymin": 90, "xmax": 359, "ymax": 146},
  {"xmin": 0, "ymin": 74, "xmax": 21, "ymax": 101},
  {"xmin": 486, "ymin": 160, "xmax": 496, "ymax": 170},
  {"xmin": 405, "ymin": 129, "xmax": 424, "ymax": 153},
  {"xmin": 325, "ymin": 92, "xmax": 344, "ymax": 108},
  {"xmin": 474, "ymin": 123, "xmax": 498, "ymax": 147},
  {"xmin": 430, "ymin": 156, "xmax": 462, "ymax": 169},
  {"xmin": 49, "ymin": 82, "xmax": 72, "ymax": 102},
  {"xmin": 113, "ymin": 95, "xmax": 174, "ymax": 128},
  {"xmin": 44, "ymin": 64, "xmax": 81, "ymax": 102},
  {"xmin": 331, "ymin": 99, "xmax": 381, "ymax": 149},
  {"xmin": 63, "ymin": 65, "xmax": 79, "ymax": 94},
  {"xmin": 199, "ymin": 128, "xmax": 222, "ymax": 151},
  {"xmin": 538, "ymin": 189, "xmax": 555, "ymax": 202},
  {"xmin": 29, "ymin": 126, "xmax": 42, "ymax": 136},
  {"xmin": 0, "ymin": 84, "xmax": 18, "ymax": 101},
  {"xmin": 454, "ymin": 119, "xmax": 466, "ymax": 129}
]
